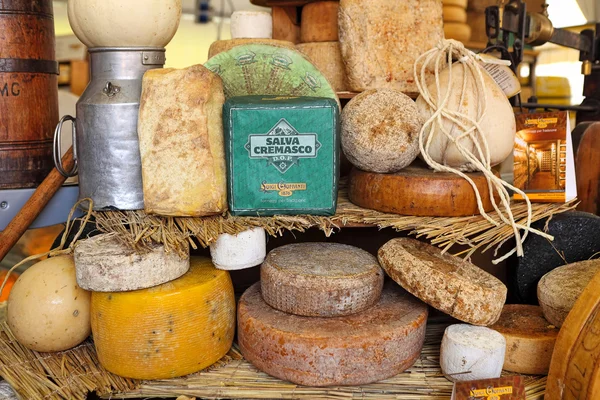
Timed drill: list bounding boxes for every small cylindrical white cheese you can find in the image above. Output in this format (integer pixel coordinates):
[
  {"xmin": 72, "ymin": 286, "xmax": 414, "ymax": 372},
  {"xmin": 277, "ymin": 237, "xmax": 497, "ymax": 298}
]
[
  {"xmin": 210, "ymin": 227, "xmax": 267, "ymax": 270},
  {"xmin": 230, "ymin": 11, "xmax": 273, "ymax": 39},
  {"xmin": 440, "ymin": 324, "xmax": 506, "ymax": 382}
]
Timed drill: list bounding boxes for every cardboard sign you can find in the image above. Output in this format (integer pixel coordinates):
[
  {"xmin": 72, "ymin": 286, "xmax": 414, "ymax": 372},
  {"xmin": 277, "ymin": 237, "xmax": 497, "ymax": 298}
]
[{"xmin": 451, "ymin": 376, "xmax": 526, "ymax": 400}]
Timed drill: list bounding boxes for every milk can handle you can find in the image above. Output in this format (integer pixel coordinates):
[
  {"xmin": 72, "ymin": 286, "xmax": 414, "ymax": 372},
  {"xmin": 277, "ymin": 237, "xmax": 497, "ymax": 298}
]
[{"xmin": 53, "ymin": 115, "xmax": 78, "ymax": 178}]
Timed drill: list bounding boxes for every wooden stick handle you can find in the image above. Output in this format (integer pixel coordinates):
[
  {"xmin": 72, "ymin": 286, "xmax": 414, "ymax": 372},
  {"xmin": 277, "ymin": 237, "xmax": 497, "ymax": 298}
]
[{"xmin": 0, "ymin": 147, "xmax": 75, "ymax": 262}]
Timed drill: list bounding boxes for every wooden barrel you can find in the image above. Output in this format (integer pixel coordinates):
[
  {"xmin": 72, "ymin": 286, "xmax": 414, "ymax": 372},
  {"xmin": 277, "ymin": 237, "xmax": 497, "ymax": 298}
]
[{"xmin": 0, "ymin": 0, "xmax": 59, "ymax": 189}]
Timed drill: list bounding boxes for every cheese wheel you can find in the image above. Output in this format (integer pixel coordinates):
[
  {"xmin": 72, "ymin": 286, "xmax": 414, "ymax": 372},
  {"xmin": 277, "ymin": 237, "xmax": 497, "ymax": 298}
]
[
  {"xmin": 272, "ymin": 6, "xmax": 301, "ymax": 44},
  {"xmin": 444, "ymin": 22, "xmax": 472, "ymax": 42},
  {"xmin": 467, "ymin": 0, "xmax": 495, "ymax": 13},
  {"xmin": 74, "ymin": 234, "xmax": 190, "ymax": 292},
  {"xmin": 440, "ymin": 324, "xmax": 506, "ymax": 382},
  {"xmin": 261, "ymin": 243, "xmax": 384, "ymax": 317},
  {"xmin": 91, "ymin": 257, "xmax": 235, "ymax": 380},
  {"xmin": 238, "ymin": 283, "xmax": 428, "ymax": 386},
  {"xmin": 341, "ymin": 89, "xmax": 423, "ymax": 173},
  {"xmin": 230, "ymin": 11, "xmax": 272, "ymax": 39},
  {"xmin": 443, "ymin": 6, "xmax": 467, "ymax": 23},
  {"xmin": 339, "ymin": 0, "xmax": 443, "ymax": 93},
  {"xmin": 490, "ymin": 304, "xmax": 558, "ymax": 375},
  {"xmin": 467, "ymin": 11, "xmax": 488, "ymax": 43},
  {"xmin": 209, "ymin": 227, "xmax": 266, "ymax": 271},
  {"xmin": 415, "ymin": 62, "xmax": 516, "ymax": 170},
  {"xmin": 296, "ymin": 42, "xmax": 348, "ymax": 92},
  {"xmin": 349, "ymin": 165, "xmax": 499, "ymax": 217},
  {"xmin": 378, "ymin": 238, "xmax": 507, "ymax": 326},
  {"xmin": 208, "ymin": 38, "xmax": 296, "ymax": 59},
  {"xmin": 300, "ymin": 1, "xmax": 339, "ymax": 43},
  {"xmin": 444, "ymin": 0, "xmax": 468, "ymax": 7},
  {"xmin": 537, "ymin": 259, "xmax": 600, "ymax": 327}
]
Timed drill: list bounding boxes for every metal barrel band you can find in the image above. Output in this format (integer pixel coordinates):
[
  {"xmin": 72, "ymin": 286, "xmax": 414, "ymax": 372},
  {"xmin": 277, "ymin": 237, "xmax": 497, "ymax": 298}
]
[
  {"xmin": 0, "ymin": 58, "xmax": 59, "ymax": 74},
  {"xmin": 53, "ymin": 115, "xmax": 78, "ymax": 178}
]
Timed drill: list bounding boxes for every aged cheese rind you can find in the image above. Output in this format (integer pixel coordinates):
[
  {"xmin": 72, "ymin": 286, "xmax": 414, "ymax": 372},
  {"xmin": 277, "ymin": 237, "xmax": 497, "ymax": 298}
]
[
  {"xmin": 238, "ymin": 283, "xmax": 428, "ymax": 386},
  {"xmin": 138, "ymin": 65, "xmax": 227, "ymax": 217},
  {"xmin": 208, "ymin": 38, "xmax": 295, "ymax": 59},
  {"xmin": 341, "ymin": 89, "xmax": 423, "ymax": 173},
  {"xmin": 230, "ymin": 11, "xmax": 272, "ymax": 39},
  {"xmin": 209, "ymin": 227, "xmax": 266, "ymax": 271},
  {"xmin": 300, "ymin": 1, "xmax": 339, "ymax": 43},
  {"xmin": 296, "ymin": 42, "xmax": 348, "ymax": 92},
  {"xmin": 261, "ymin": 243, "xmax": 384, "ymax": 317},
  {"xmin": 441, "ymin": 324, "xmax": 506, "ymax": 382},
  {"xmin": 444, "ymin": 22, "xmax": 472, "ymax": 42},
  {"xmin": 91, "ymin": 257, "xmax": 235, "ymax": 380},
  {"xmin": 490, "ymin": 304, "xmax": 558, "ymax": 375},
  {"xmin": 338, "ymin": 0, "xmax": 443, "ymax": 93},
  {"xmin": 378, "ymin": 238, "xmax": 507, "ymax": 326},
  {"xmin": 272, "ymin": 7, "xmax": 300, "ymax": 43},
  {"xmin": 537, "ymin": 259, "xmax": 600, "ymax": 327},
  {"xmin": 74, "ymin": 234, "xmax": 190, "ymax": 292}
]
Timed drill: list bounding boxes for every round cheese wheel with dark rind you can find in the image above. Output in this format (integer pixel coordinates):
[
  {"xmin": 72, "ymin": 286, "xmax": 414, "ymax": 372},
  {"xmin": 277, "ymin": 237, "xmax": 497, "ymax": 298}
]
[
  {"xmin": 261, "ymin": 243, "xmax": 384, "ymax": 317},
  {"xmin": 238, "ymin": 282, "xmax": 428, "ymax": 387},
  {"xmin": 349, "ymin": 164, "xmax": 499, "ymax": 217},
  {"xmin": 378, "ymin": 238, "xmax": 507, "ymax": 326},
  {"xmin": 546, "ymin": 270, "xmax": 600, "ymax": 400},
  {"xmin": 341, "ymin": 89, "xmax": 423, "ymax": 173},
  {"xmin": 490, "ymin": 304, "xmax": 559, "ymax": 375},
  {"xmin": 537, "ymin": 259, "xmax": 600, "ymax": 327},
  {"xmin": 300, "ymin": 1, "xmax": 339, "ymax": 43}
]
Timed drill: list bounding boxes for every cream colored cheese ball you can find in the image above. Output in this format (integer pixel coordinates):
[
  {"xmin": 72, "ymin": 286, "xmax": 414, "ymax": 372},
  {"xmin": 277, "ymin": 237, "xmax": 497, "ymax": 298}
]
[
  {"xmin": 68, "ymin": 0, "xmax": 182, "ymax": 48},
  {"xmin": 7, "ymin": 255, "xmax": 91, "ymax": 352},
  {"xmin": 415, "ymin": 62, "xmax": 516, "ymax": 170},
  {"xmin": 341, "ymin": 89, "xmax": 424, "ymax": 173}
]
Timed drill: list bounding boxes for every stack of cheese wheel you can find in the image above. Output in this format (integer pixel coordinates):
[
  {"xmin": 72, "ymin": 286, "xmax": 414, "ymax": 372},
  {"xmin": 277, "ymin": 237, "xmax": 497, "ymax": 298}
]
[
  {"xmin": 296, "ymin": 1, "xmax": 348, "ymax": 92},
  {"xmin": 208, "ymin": 10, "xmax": 295, "ymax": 59},
  {"xmin": 443, "ymin": 0, "xmax": 471, "ymax": 42},
  {"xmin": 466, "ymin": 0, "xmax": 495, "ymax": 43},
  {"xmin": 73, "ymin": 234, "xmax": 236, "ymax": 379},
  {"xmin": 238, "ymin": 243, "xmax": 429, "ymax": 386}
]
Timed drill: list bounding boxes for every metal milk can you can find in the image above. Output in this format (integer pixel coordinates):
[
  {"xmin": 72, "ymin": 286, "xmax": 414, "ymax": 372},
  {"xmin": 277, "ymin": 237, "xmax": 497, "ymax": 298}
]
[{"xmin": 54, "ymin": 47, "xmax": 165, "ymax": 210}]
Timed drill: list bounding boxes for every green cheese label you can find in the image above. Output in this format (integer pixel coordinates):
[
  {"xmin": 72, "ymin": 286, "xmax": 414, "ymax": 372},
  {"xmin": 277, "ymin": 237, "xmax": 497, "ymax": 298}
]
[{"xmin": 224, "ymin": 96, "xmax": 339, "ymax": 216}]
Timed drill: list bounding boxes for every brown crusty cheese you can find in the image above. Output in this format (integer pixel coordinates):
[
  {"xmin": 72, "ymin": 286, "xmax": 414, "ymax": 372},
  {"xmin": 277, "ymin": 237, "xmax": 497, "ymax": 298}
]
[
  {"xmin": 490, "ymin": 304, "xmax": 559, "ymax": 375},
  {"xmin": 296, "ymin": 42, "xmax": 348, "ymax": 92},
  {"xmin": 138, "ymin": 65, "xmax": 227, "ymax": 217},
  {"xmin": 378, "ymin": 238, "xmax": 507, "ymax": 326},
  {"xmin": 238, "ymin": 282, "xmax": 428, "ymax": 386},
  {"xmin": 538, "ymin": 259, "xmax": 600, "ymax": 327},
  {"xmin": 261, "ymin": 243, "xmax": 384, "ymax": 317},
  {"xmin": 208, "ymin": 38, "xmax": 295, "ymax": 59},
  {"xmin": 272, "ymin": 6, "xmax": 301, "ymax": 44},
  {"xmin": 300, "ymin": 1, "xmax": 339, "ymax": 43},
  {"xmin": 338, "ymin": 0, "xmax": 443, "ymax": 93}
]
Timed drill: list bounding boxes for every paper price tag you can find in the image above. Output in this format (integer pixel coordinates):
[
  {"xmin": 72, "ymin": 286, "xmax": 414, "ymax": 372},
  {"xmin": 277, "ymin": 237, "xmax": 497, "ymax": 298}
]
[{"xmin": 478, "ymin": 54, "xmax": 521, "ymax": 98}]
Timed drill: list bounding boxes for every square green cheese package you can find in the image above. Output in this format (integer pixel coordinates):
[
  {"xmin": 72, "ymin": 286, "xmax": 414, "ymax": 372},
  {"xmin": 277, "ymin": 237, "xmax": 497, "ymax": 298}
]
[{"xmin": 224, "ymin": 96, "xmax": 340, "ymax": 216}]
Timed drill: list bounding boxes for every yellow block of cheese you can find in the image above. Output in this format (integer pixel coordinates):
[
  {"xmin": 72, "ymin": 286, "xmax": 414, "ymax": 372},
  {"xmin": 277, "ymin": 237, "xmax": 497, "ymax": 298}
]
[{"xmin": 91, "ymin": 257, "xmax": 235, "ymax": 380}]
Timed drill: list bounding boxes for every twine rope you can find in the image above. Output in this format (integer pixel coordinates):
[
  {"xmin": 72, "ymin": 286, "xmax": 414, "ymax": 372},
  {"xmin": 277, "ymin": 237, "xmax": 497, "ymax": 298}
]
[{"xmin": 414, "ymin": 39, "xmax": 552, "ymax": 263}]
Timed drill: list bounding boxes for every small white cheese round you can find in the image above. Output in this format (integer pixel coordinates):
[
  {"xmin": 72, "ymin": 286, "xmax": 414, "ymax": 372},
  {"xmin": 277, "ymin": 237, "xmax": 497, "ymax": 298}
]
[
  {"xmin": 440, "ymin": 324, "xmax": 506, "ymax": 382},
  {"xmin": 230, "ymin": 11, "xmax": 273, "ymax": 39},
  {"xmin": 210, "ymin": 227, "xmax": 267, "ymax": 270}
]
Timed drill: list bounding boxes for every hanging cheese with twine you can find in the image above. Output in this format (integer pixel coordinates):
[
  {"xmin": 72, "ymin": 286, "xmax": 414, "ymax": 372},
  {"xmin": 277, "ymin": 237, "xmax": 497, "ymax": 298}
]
[{"xmin": 413, "ymin": 39, "xmax": 552, "ymax": 262}]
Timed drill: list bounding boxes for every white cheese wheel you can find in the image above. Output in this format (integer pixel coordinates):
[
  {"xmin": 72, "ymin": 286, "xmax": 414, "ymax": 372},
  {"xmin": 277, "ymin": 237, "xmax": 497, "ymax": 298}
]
[
  {"xmin": 537, "ymin": 259, "xmax": 600, "ymax": 327},
  {"xmin": 443, "ymin": 22, "xmax": 472, "ymax": 42},
  {"xmin": 230, "ymin": 11, "xmax": 273, "ymax": 39},
  {"xmin": 440, "ymin": 324, "xmax": 506, "ymax": 382},
  {"xmin": 261, "ymin": 243, "xmax": 384, "ymax": 317},
  {"xmin": 490, "ymin": 304, "xmax": 559, "ymax": 375},
  {"xmin": 300, "ymin": 1, "xmax": 339, "ymax": 43},
  {"xmin": 209, "ymin": 227, "xmax": 266, "ymax": 271},
  {"xmin": 74, "ymin": 234, "xmax": 190, "ymax": 292},
  {"xmin": 341, "ymin": 89, "xmax": 423, "ymax": 173},
  {"xmin": 415, "ymin": 62, "xmax": 516, "ymax": 169},
  {"xmin": 239, "ymin": 283, "xmax": 428, "ymax": 386},
  {"xmin": 296, "ymin": 42, "xmax": 348, "ymax": 92},
  {"xmin": 443, "ymin": 6, "xmax": 468, "ymax": 23},
  {"xmin": 7, "ymin": 255, "xmax": 91, "ymax": 352}
]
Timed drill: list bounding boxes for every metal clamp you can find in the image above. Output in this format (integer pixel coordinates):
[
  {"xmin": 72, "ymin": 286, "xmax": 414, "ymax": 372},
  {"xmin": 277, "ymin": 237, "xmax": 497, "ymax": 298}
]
[
  {"xmin": 53, "ymin": 115, "xmax": 78, "ymax": 178},
  {"xmin": 102, "ymin": 81, "xmax": 121, "ymax": 97}
]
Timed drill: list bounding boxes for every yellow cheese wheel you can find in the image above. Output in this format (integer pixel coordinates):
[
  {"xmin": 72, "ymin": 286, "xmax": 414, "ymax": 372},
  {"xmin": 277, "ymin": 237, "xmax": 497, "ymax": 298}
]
[
  {"xmin": 444, "ymin": 0, "xmax": 468, "ymax": 7},
  {"xmin": 444, "ymin": 22, "xmax": 472, "ymax": 42},
  {"xmin": 91, "ymin": 257, "xmax": 235, "ymax": 380},
  {"xmin": 467, "ymin": 11, "xmax": 487, "ymax": 43},
  {"xmin": 443, "ymin": 6, "xmax": 467, "ymax": 23}
]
